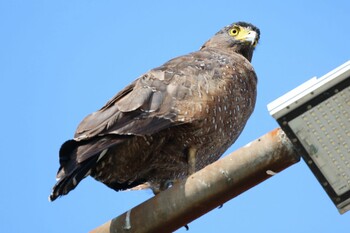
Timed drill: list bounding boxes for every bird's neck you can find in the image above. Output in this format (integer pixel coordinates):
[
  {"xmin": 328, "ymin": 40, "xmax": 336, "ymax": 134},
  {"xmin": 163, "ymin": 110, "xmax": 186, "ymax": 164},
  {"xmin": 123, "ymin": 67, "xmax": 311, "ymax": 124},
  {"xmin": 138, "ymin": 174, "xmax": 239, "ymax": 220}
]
[
  {"xmin": 200, "ymin": 40, "xmax": 254, "ymax": 62},
  {"xmin": 230, "ymin": 44, "xmax": 254, "ymax": 62}
]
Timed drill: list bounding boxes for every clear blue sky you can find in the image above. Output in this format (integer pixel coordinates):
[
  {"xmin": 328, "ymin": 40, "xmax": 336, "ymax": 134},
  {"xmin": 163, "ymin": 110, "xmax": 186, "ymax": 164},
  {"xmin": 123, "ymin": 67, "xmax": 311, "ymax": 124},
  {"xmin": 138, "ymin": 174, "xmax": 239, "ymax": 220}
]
[{"xmin": 1, "ymin": 1, "xmax": 349, "ymax": 232}]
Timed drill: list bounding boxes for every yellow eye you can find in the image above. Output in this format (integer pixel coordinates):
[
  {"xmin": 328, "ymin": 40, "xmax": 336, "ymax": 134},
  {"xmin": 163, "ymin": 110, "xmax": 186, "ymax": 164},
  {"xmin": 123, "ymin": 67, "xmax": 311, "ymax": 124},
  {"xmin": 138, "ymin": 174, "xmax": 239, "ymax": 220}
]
[{"xmin": 229, "ymin": 27, "xmax": 240, "ymax": 36}]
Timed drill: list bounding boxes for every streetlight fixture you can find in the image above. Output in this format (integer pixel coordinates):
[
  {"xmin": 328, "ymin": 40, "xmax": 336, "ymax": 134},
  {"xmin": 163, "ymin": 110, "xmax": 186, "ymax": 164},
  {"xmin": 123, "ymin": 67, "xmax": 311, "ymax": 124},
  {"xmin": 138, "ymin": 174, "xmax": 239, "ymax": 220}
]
[{"xmin": 268, "ymin": 60, "xmax": 350, "ymax": 214}]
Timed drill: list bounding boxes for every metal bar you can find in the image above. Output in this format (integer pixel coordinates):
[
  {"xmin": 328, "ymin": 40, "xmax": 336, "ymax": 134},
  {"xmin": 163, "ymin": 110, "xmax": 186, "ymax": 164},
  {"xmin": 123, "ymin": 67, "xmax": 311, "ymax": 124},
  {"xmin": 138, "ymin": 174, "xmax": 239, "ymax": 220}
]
[{"xmin": 90, "ymin": 128, "xmax": 300, "ymax": 233}]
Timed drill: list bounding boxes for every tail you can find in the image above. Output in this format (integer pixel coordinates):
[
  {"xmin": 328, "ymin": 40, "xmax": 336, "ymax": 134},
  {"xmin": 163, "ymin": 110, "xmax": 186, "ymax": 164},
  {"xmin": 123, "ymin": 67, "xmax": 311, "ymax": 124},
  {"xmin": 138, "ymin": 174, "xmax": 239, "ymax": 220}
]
[
  {"xmin": 49, "ymin": 136, "xmax": 123, "ymax": 201},
  {"xmin": 49, "ymin": 154, "xmax": 99, "ymax": 201}
]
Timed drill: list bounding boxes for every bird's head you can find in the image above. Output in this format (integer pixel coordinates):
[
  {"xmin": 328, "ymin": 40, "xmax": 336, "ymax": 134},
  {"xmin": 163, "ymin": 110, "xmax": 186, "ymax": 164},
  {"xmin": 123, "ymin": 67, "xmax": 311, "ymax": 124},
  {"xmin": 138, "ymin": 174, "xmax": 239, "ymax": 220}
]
[{"xmin": 201, "ymin": 22, "xmax": 260, "ymax": 62}]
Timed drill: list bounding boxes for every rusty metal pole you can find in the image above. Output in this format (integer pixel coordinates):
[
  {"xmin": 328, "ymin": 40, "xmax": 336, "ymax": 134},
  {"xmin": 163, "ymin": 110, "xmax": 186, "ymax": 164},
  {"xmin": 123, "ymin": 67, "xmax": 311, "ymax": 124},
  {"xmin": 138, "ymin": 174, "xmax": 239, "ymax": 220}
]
[{"xmin": 90, "ymin": 128, "xmax": 300, "ymax": 233}]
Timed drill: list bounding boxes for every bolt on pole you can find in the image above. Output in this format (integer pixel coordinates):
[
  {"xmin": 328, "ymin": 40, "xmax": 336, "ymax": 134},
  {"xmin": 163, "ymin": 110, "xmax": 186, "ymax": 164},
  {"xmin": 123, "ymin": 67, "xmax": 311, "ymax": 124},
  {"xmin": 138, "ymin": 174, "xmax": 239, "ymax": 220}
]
[{"xmin": 90, "ymin": 128, "xmax": 300, "ymax": 233}]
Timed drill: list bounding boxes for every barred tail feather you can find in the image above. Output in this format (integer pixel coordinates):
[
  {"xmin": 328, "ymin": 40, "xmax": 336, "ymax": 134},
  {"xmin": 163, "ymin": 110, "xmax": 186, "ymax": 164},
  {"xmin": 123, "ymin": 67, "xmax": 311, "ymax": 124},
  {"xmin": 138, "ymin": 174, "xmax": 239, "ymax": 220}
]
[
  {"xmin": 49, "ymin": 136, "xmax": 124, "ymax": 201},
  {"xmin": 49, "ymin": 156, "xmax": 98, "ymax": 201}
]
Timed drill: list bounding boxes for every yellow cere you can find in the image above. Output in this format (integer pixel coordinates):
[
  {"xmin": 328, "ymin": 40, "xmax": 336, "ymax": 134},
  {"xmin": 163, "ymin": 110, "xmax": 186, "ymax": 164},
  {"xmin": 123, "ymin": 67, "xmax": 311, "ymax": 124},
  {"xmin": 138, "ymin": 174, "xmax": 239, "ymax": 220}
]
[{"xmin": 229, "ymin": 25, "xmax": 257, "ymax": 46}]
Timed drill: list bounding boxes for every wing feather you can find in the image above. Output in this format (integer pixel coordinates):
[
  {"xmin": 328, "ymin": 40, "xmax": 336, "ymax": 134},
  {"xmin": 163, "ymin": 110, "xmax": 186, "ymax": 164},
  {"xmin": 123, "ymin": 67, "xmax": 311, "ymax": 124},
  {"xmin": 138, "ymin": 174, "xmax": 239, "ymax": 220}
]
[
  {"xmin": 74, "ymin": 69, "xmax": 187, "ymax": 139},
  {"xmin": 74, "ymin": 51, "xmax": 246, "ymax": 140}
]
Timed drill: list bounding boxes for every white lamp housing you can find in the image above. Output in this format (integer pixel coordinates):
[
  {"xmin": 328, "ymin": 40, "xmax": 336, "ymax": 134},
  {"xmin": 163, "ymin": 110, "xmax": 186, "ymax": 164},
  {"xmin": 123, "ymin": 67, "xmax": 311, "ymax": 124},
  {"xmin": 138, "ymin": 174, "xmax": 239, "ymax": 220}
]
[{"xmin": 268, "ymin": 61, "xmax": 350, "ymax": 214}]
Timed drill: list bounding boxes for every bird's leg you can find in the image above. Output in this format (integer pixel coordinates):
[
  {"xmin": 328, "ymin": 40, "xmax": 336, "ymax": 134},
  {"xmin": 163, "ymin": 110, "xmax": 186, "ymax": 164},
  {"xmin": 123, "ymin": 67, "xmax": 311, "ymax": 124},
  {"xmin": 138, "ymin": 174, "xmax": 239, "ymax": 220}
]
[
  {"xmin": 152, "ymin": 148, "xmax": 197, "ymax": 196},
  {"xmin": 188, "ymin": 147, "xmax": 197, "ymax": 175},
  {"xmin": 180, "ymin": 148, "xmax": 197, "ymax": 231}
]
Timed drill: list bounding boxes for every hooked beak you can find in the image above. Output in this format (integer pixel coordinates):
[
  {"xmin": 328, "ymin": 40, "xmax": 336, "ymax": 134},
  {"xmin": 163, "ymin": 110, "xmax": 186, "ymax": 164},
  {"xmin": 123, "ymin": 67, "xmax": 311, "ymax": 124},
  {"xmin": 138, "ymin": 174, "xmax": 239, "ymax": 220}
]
[{"xmin": 236, "ymin": 29, "xmax": 258, "ymax": 46}]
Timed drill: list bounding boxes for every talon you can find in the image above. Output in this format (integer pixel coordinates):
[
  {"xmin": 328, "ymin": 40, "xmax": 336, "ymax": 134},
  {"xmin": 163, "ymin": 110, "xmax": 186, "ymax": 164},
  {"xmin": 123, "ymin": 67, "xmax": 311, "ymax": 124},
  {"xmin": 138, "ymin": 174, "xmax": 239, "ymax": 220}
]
[{"xmin": 164, "ymin": 180, "xmax": 174, "ymax": 189}]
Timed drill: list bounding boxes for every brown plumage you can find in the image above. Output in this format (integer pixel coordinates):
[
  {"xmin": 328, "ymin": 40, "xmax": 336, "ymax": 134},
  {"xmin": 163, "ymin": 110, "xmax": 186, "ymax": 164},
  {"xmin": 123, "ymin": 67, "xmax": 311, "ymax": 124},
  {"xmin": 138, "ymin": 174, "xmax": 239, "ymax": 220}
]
[{"xmin": 49, "ymin": 21, "xmax": 260, "ymax": 201}]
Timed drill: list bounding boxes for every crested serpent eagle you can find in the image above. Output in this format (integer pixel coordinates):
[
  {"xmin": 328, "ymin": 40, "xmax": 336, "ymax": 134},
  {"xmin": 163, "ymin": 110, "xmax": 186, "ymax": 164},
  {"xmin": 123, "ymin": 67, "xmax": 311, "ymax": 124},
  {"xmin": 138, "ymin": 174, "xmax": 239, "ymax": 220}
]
[{"xmin": 49, "ymin": 21, "xmax": 260, "ymax": 201}]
